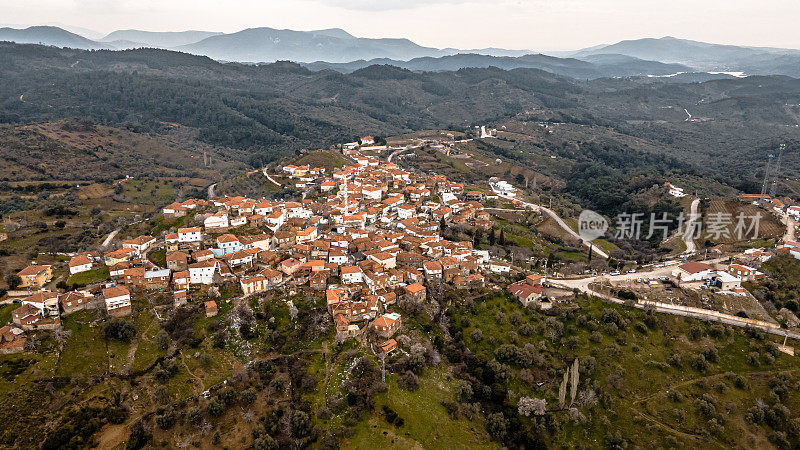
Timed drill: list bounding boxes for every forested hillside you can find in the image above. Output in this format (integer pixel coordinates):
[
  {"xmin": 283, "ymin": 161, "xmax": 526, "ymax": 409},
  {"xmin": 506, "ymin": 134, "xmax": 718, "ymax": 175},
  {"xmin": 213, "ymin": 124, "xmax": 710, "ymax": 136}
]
[{"xmin": 1, "ymin": 42, "xmax": 800, "ymax": 184}]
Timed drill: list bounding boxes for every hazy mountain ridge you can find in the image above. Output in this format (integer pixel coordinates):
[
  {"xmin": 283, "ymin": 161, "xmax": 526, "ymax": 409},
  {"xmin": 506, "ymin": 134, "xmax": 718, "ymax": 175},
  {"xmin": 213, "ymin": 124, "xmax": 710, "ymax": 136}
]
[
  {"xmin": 3, "ymin": 26, "xmax": 800, "ymax": 78},
  {"xmin": 572, "ymin": 36, "xmax": 800, "ymax": 77},
  {"xmin": 99, "ymin": 30, "xmax": 223, "ymax": 49},
  {"xmin": 0, "ymin": 26, "xmax": 112, "ymax": 50},
  {"xmin": 301, "ymin": 52, "xmax": 691, "ymax": 79}
]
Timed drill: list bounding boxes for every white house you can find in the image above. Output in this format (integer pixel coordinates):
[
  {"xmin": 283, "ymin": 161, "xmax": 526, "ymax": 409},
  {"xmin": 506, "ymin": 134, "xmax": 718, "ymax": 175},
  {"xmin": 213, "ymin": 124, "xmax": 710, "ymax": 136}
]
[
  {"xmin": 205, "ymin": 211, "xmax": 229, "ymax": 229},
  {"xmin": 266, "ymin": 210, "xmax": 286, "ymax": 232},
  {"xmin": 178, "ymin": 227, "xmax": 203, "ymax": 243},
  {"xmin": 489, "ymin": 260, "xmax": 511, "ymax": 274},
  {"xmin": 122, "ymin": 236, "xmax": 156, "ymax": 255},
  {"xmin": 672, "ymin": 261, "xmax": 715, "ymax": 282},
  {"xmin": 215, "ymin": 234, "xmax": 243, "ymax": 256},
  {"xmin": 102, "ymin": 286, "xmax": 132, "ymax": 316},
  {"xmin": 341, "ymin": 266, "xmax": 363, "ymax": 284},
  {"xmin": 189, "ymin": 260, "xmax": 218, "ymax": 285},
  {"xmin": 490, "ymin": 180, "xmax": 516, "ymax": 197},
  {"xmin": 68, "ymin": 254, "xmax": 93, "ymax": 275}
]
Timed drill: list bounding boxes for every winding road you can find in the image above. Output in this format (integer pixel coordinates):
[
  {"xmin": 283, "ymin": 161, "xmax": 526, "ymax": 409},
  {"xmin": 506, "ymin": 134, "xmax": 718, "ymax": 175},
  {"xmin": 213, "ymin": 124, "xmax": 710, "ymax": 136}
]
[
  {"xmin": 262, "ymin": 168, "xmax": 282, "ymax": 187},
  {"xmin": 549, "ymin": 260, "xmax": 800, "ymax": 340},
  {"xmin": 497, "ymin": 194, "xmax": 610, "ymax": 259},
  {"xmin": 683, "ymin": 198, "xmax": 700, "ymax": 254},
  {"xmin": 101, "ymin": 228, "xmax": 121, "ymax": 249},
  {"xmin": 207, "ymin": 183, "xmax": 217, "ymax": 199}
]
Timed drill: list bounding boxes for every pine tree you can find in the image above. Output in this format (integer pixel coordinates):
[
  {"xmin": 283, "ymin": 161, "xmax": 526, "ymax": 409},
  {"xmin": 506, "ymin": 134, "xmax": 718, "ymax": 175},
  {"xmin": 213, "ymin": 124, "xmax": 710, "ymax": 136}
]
[{"xmin": 570, "ymin": 358, "xmax": 579, "ymax": 405}]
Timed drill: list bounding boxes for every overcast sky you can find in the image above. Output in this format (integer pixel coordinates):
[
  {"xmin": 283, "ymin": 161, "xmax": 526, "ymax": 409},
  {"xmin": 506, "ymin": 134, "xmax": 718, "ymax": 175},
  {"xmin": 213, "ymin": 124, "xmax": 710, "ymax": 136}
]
[{"xmin": 2, "ymin": 0, "xmax": 799, "ymax": 51}]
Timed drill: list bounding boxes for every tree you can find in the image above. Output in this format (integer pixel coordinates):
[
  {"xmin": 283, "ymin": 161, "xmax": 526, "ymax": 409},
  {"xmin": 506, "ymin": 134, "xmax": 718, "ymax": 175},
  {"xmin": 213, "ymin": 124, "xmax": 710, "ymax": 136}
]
[
  {"xmin": 155, "ymin": 329, "xmax": 170, "ymax": 351},
  {"xmin": 155, "ymin": 406, "xmax": 176, "ymax": 430},
  {"xmin": 498, "ymin": 229, "xmax": 506, "ymax": 246},
  {"xmin": 489, "ymin": 228, "xmax": 496, "ymax": 246},
  {"xmin": 518, "ymin": 397, "xmax": 547, "ymax": 416},
  {"xmin": 5, "ymin": 274, "xmax": 21, "ymax": 290},
  {"xmin": 103, "ymin": 318, "xmax": 137, "ymax": 342},
  {"xmin": 486, "ymin": 412, "xmax": 508, "ymax": 441}
]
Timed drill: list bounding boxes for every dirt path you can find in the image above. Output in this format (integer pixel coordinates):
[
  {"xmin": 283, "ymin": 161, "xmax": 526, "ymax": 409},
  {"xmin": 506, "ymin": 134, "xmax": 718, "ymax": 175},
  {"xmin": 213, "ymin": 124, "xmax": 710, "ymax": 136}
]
[
  {"xmin": 179, "ymin": 350, "xmax": 205, "ymax": 392},
  {"xmin": 95, "ymin": 423, "xmax": 128, "ymax": 450}
]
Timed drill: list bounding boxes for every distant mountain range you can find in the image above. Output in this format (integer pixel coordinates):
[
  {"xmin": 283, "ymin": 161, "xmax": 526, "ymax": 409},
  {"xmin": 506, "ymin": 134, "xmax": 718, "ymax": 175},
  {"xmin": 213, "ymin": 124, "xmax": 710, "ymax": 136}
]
[
  {"xmin": 302, "ymin": 53, "xmax": 691, "ymax": 79},
  {"xmin": 570, "ymin": 36, "xmax": 800, "ymax": 76},
  {"xmin": 0, "ymin": 26, "xmax": 111, "ymax": 50},
  {"xmin": 100, "ymin": 30, "xmax": 223, "ymax": 49},
  {"xmin": 2, "ymin": 26, "xmax": 800, "ymax": 78}
]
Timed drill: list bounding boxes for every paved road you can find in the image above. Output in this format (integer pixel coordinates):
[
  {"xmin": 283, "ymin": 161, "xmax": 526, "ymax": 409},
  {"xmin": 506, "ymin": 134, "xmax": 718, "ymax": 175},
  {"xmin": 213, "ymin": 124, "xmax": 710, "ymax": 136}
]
[
  {"xmin": 497, "ymin": 194, "xmax": 610, "ymax": 259},
  {"xmin": 780, "ymin": 214, "xmax": 796, "ymax": 243},
  {"xmin": 387, "ymin": 145, "xmax": 420, "ymax": 163},
  {"xmin": 101, "ymin": 228, "xmax": 121, "ymax": 249},
  {"xmin": 207, "ymin": 183, "xmax": 217, "ymax": 199},
  {"xmin": 683, "ymin": 198, "xmax": 700, "ymax": 254},
  {"xmin": 549, "ymin": 257, "xmax": 800, "ymax": 340},
  {"xmin": 262, "ymin": 169, "xmax": 282, "ymax": 187}
]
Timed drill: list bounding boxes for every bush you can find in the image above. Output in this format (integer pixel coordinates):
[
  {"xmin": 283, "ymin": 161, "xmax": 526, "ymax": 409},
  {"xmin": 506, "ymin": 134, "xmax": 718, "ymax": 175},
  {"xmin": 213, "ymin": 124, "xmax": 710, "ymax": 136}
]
[
  {"xmin": 155, "ymin": 406, "xmax": 176, "ymax": 430},
  {"xmin": 103, "ymin": 318, "xmax": 137, "ymax": 342},
  {"xmin": 398, "ymin": 371, "xmax": 419, "ymax": 392},
  {"xmin": 690, "ymin": 354, "xmax": 709, "ymax": 372},
  {"xmin": 207, "ymin": 399, "xmax": 225, "ymax": 417},
  {"xmin": 486, "ymin": 412, "xmax": 508, "ymax": 441}
]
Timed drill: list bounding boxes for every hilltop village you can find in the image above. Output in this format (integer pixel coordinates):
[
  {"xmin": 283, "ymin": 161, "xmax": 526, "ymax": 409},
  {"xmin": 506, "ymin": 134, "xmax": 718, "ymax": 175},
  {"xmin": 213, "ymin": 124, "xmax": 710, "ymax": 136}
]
[
  {"xmin": 3, "ymin": 138, "xmax": 533, "ymax": 355},
  {"xmin": 5, "ymin": 134, "xmax": 800, "ymax": 355}
]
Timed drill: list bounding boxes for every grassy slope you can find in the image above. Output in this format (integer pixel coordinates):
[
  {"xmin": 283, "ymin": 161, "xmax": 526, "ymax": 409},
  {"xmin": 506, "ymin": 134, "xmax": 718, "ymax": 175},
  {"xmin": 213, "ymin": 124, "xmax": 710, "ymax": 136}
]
[{"xmin": 448, "ymin": 293, "xmax": 798, "ymax": 447}]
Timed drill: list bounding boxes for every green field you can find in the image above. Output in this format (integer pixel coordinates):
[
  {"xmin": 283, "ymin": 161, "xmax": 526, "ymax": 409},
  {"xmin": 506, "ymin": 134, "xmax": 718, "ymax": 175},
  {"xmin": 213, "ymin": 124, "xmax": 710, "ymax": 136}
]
[
  {"xmin": 67, "ymin": 266, "xmax": 110, "ymax": 286},
  {"xmin": 346, "ymin": 369, "xmax": 495, "ymax": 449},
  {"xmin": 57, "ymin": 311, "xmax": 107, "ymax": 377},
  {"xmin": 0, "ymin": 304, "xmax": 17, "ymax": 327}
]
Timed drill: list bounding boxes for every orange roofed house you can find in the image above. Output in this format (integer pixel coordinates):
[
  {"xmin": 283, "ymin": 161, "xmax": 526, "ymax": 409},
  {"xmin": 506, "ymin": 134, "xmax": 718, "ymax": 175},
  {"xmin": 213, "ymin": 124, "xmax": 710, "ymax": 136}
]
[
  {"xmin": 16, "ymin": 264, "xmax": 53, "ymax": 288},
  {"xmin": 372, "ymin": 312, "xmax": 402, "ymax": 338},
  {"xmin": 103, "ymin": 286, "xmax": 132, "ymax": 317}
]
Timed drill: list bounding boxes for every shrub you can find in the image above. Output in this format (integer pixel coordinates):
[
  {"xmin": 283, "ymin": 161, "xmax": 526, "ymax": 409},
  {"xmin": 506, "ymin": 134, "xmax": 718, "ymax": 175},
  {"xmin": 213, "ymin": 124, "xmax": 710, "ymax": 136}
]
[
  {"xmin": 155, "ymin": 406, "xmax": 176, "ymax": 430},
  {"xmin": 103, "ymin": 318, "xmax": 137, "ymax": 342},
  {"xmin": 398, "ymin": 371, "xmax": 419, "ymax": 392},
  {"xmin": 207, "ymin": 399, "xmax": 225, "ymax": 417},
  {"xmin": 691, "ymin": 354, "xmax": 709, "ymax": 372}
]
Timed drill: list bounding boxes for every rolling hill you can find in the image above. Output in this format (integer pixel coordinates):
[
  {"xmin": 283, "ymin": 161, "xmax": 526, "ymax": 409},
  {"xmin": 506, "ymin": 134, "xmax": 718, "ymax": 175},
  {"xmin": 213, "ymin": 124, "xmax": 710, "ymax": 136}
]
[
  {"xmin": 178, "ymin": 27, "xmax": 446, "ymax": 63},
  {"xmin": 0, "ymin": 26, "xmax": 111, "ymax": 50},
  {"xmin": 303, "ymin": 52, "xmax": 691, "ymax": 79},
  {"xmin": 99, "ymin": 29, "xmax": 223, "ymax": 49},
  {"xmin": 572, "ymin": 36, "xmax": 800, "ymax": 77}
]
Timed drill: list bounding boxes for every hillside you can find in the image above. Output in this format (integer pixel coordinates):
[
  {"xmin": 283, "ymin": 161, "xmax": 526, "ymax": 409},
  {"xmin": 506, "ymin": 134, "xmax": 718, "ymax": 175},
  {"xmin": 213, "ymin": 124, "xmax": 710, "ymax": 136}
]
[
  {"xmin": 178, "ymin": 27, "xmax": 446, "ymax": 63},
  {"xmin": 303, "ymin": 52, "xmax": 691, "ymax": 79},
  {"xmin": 1, "ymin": 42, "xmax": 800, "ymax": 196},
  {"xmin": 572, "ymin": 36, "xmax": 800, "ymax": 77},
  {"xmin": 0, "ymin": 119, "xmax": 245, "ymax": 182},
  {"xmin": 0, "ymin": 25, "xmax": 111, "ymax": 50}
]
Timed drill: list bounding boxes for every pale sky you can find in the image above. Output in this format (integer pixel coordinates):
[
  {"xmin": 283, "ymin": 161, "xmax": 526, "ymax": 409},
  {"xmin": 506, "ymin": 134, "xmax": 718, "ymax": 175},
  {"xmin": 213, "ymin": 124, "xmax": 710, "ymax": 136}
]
[{"xmin": 2, "ymin": 0, "xmax": 799, "ymax": 51}]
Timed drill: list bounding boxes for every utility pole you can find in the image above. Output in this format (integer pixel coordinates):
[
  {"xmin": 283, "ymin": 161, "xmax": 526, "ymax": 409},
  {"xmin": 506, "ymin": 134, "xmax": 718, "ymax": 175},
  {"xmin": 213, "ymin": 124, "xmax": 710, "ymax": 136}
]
[
  {"xmin": 769, "ymin": 143, "xmax": 786, "ymax": 198},
  {"xmin": 759, "ymin": 154, "xmax": 774, "ymax": 204}
]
